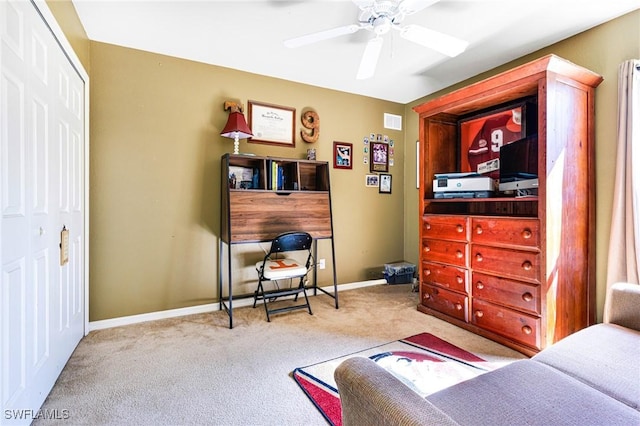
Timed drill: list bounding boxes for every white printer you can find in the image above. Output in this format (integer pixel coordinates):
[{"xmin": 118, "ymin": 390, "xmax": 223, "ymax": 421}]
[{"xmin": 433, "ymin": 172, "xmax": 494, "ymax": 198}]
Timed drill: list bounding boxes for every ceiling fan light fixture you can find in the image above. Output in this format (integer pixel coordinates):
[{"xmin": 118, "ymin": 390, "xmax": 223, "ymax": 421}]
[
  {"xmin": 400, "ymin": 24, "xmax": 468, "ymax": 57},
  {"xmin": 372, "ymin": 16, "xmax": 393, "ymax": 35}
]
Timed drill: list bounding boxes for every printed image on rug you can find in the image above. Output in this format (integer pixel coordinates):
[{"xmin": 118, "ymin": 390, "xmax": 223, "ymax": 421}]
[{"xmin": 292, "ymin": 333, "xmax": 498, "ymax": 426}]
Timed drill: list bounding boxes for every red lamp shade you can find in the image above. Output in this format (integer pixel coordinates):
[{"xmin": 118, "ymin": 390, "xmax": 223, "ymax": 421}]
[{"xmin": 220, "ymin": 111, "xmax": 253, "ymax": 140}]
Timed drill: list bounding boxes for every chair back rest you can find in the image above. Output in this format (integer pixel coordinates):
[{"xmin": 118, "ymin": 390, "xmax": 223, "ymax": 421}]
[{"xmin": 269, "ymin": 232, "xmax": 313, "ymax": 253}]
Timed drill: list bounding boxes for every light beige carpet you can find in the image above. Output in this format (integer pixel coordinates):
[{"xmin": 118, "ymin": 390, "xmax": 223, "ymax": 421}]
[{"xmin": 35, "ymin": 284, "xmax": 526, "ymax": 425}]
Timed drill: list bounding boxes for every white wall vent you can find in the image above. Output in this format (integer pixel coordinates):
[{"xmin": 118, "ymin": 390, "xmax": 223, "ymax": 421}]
[{"xmin": 384, "ymin": 113, "xmax": 402, "ymax": 131}]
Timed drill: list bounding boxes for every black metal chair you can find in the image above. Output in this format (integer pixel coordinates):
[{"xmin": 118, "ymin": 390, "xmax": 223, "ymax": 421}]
[{"xmin": 253, "ymin": 231, "xmax": 314, "ymax": 322}]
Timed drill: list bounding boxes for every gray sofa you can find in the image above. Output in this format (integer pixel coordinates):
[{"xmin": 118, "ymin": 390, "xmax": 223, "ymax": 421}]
[{"xmin": 334, "ymin": 282, "xmax": 640, "ymax": 426}]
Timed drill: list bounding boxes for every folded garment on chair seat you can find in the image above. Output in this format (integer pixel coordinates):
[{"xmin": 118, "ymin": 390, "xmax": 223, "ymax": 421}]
[{"xmin": 257, "ymin": 259, "xmax": 308, "ymax": 280}]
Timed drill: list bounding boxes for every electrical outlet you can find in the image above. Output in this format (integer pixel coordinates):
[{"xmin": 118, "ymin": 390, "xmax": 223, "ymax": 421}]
[{"xmin": 318, "ymin": 258, "xmax": 326, "ymax": 270}]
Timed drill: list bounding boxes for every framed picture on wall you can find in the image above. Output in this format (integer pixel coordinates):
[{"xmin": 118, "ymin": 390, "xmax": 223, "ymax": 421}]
[
  {"xmin": 379, "ymin": 173, "xmax": 392, "ymax": 194},
  {"xmin": 370, "ymin": 141, "xmax": 389, "ymax": 172},
  {"xmin": 333, "ymin": 141, "xmax": 353, "ymax": 169},
  {"xmin": 365, "ymin": 174, "xmax": 379, "ymax": 187},
  {"xmin": 248, "ymin": 100, "xmax": 296, "ymax": 147}
]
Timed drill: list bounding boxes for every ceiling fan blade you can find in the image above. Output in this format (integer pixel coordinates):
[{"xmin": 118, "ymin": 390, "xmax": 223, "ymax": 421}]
[
  {"xmin": 356, "ymin": 37, "xmax": 384, "ymax": 80},
  {"xmin": 399, "ymin": 0, "xmax": 440, "ymax": 15},
  {"xmin": 352, "ymin": 0, "xmax": 375, "ymax": 11},
  {"xmin": 400, "ymin": 24, "xmax": 469, "ymax": 57},
  {"xmin": 284, "ymin": 24, "xmax": 362, "ymax": 48}
]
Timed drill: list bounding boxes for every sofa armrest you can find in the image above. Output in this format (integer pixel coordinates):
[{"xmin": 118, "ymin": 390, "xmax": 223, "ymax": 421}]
[
  {"xmin": 605, "ymin": 282, "xmax": 640, "ymax": 331},
  {"xmin": 334, "ymin": 357, "xmax": 459, "ymax": 426}
]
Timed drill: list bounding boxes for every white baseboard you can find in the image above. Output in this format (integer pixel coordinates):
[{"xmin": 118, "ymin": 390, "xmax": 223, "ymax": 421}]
[{"xmin": 88, "ymin": 279, "xmax": 386, "ymax": 332}]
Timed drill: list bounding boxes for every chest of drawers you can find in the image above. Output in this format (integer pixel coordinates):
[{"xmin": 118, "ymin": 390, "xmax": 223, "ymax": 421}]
[
  {"xmin": 420, "ymin": 214, "xmax": 543, "ymax": 352},
  {"xmin": 414, "ymin": 57, "xmax": 599, "ymax": 356}
]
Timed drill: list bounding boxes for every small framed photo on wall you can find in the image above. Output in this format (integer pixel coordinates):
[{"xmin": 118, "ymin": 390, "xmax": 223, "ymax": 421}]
[
  {"xmin": 370, "ymin": 141, "xmax": 389, "ymax": 172},
  {"xmin": 333, "ymin": 141, "xmax": 353, "ymax": 169},
  {"xmin": 379, "ymin": 173, "xmax": 392, "ymax": 194},
  {"xmin": 365, "ymin": 174, "xmax": 379, "ymax": 187}
]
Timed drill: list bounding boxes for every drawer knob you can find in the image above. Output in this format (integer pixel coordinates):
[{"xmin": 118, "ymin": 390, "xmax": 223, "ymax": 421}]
[
  {"xmin": 456, "ymin": 224, "xmax": 464, "ymax": 233},
  {"xmin": 455, "ymin": 303, "xmax": 463, "ymax": 311},
  {"xmin": 425, "ymin": 268, "xmax": 431, "ymax": 276},
  {"xmin": 424, "ymin": 293, "xmax": 431, "ymax": 300},
  {"xmin": 476, "ymin": 281, "xmax": 484, "ymax": 290},
  {"xmin": 457, "ymin": 275, "xmax": 463, "ymax": 284},
  {"xmin": 476, "ymin": 253, "xmax": 483, "ymax": 262},
  {"xmin": 522, "ymin": 228, "xmax": 532, "ymax": 239},
  {"xmin": 475, "ymin": 310, "xmax": 484, "ymax": 318},
  {"xmin": 522, "ymin": 292, "xmax": 533, "ymax": 302},
  {"xmin": 475, "ymin": 225, "xmax": 483, "ymax": 234},
  {"xmin": 522, "ymin": 325, "xmax": 533, "ymax": 335},
  {"xmin": 426, "ymin": 223, "xmax": 431, "ymax": 230},
  {"xmin": 456, "ymin": 250, "xmax": 463, "ymax": 258},
  {"xmin": 522, "ymin": 261, "xmax": 532, "ymax": 271},
  {"xmin": 424, "ymin": 246, "xmax": 430, "ymax": 253}
]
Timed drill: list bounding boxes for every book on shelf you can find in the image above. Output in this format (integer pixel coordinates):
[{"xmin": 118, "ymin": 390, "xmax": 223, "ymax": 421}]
[{"xmin": 266, "ymin": 160, "xmax": 286, "ymax": 191}]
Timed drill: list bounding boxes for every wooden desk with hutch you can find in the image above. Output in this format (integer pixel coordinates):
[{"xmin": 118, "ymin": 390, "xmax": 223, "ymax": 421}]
[{"xmin": 219, "ymin": 153, "xmax": 338, "ymax": 328}]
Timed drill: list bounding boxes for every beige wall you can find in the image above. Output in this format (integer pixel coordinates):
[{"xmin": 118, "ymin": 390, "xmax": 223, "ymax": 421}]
[
  {"xmin": 89, "ymin": 42, "xmax": 405, "ymax": 320},
  {"xmin": 403, "ymin": 10, "xmax": 640, "ymax": 322},
  {"xmin": 48, "ymin": 1, "xmax": 639, "ymax": 322},
  {"xmin": 46, "ymin": 0, "xmax": 90, "ymax": 71}
]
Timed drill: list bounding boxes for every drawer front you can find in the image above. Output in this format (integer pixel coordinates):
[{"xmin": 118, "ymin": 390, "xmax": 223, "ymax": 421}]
[
  {"xmin": 422, "ymin": 261, "xmax": 467, "ymax": 293},
  {"xmin": 471, "ymin": 299, "xmax": 540, "ymax": 349},
  {"xmin": 472, "ymin": 272, "xmax": 540, "ymax": 315},
  {"xmin": 471, "ymin": 217, "xmax": 540, "ymax": 248},
  {"xmin": 422, "ymin": 215, "xmax": 468, "ymax": 241},
  {"xmin": 422, "ymin": 239, "xmax": 467, "ymax": 267},
  {"xmin": 229, "ymin": 191, "xmax": 331, "ymax": 241},
  {"xmin": 421, "ymin": 284, "xmax": 467, "ymax": 322},
  {"xmin": 471, "ymin": 244, "xmax": 540, "ymax": 283}
]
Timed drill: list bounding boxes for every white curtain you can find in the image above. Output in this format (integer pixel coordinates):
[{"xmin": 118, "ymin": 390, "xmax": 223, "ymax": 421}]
[{"xmin": 605, "ymin": 60, "xmax": 640, "ymax": 321}]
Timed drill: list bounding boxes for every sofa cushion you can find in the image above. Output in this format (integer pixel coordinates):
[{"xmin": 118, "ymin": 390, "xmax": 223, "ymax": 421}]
[
  {"xmin": 532, "ymin": 323, "xmax": 640, "ymax": 410},
  {"xmin": 427, "ymin": 359, "xmax": 640, "ymax": 425}
]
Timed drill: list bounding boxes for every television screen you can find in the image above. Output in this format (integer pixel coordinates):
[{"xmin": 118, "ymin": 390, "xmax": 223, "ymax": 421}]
[{"xmin": 499, "ymin": 135, "xmax": 538, "ymax": 183}]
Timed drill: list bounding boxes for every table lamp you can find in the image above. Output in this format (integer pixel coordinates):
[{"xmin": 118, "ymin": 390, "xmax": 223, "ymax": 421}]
[{"xmin": 220, "ymin": 101, "xmax": 253, "ymax": 155}]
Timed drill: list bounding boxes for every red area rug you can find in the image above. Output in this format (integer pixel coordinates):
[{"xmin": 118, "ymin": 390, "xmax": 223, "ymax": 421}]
[{"xmin": 293, "ymin": 333, "xmax": 497, "ymax": 426}]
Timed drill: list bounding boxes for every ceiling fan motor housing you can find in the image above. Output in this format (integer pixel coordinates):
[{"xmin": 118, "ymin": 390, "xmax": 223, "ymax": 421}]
[{"xmin": 372, "ymin": 16, "xmax": 393, "ymax": 34}]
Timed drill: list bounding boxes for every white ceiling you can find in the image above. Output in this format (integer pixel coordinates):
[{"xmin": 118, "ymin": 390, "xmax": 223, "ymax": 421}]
[{"xmin": 71, "ymin": 0, "xmax": 640, "ymax": 104}]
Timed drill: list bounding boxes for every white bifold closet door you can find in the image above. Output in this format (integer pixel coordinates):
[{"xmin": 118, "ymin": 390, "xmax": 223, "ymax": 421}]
[{"xmin": 1, "ymin": 0, "xmax": 86, "ymax": 423}]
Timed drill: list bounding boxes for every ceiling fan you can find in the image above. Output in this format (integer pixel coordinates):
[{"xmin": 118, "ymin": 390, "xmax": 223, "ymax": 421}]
[{"xmin": 284, "ymin": 0, "xmax": 469, "ymax": 80}]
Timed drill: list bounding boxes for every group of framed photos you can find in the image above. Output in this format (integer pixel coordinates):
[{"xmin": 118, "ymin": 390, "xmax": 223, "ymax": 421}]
[
  {"xmin": 332, "ymin": 134, "xmax": 391, "ymax": 172},
  {"xmin": 332, "ymin": 140, "xmax": 392, "ymax": 194},
  {"xmin": 365, "ymin": 173, "xmax": 392, "ymax": 194}
]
